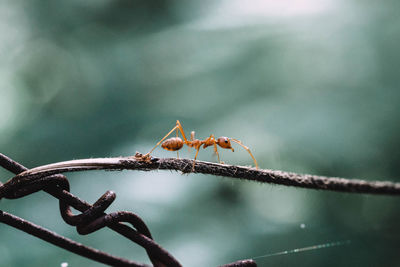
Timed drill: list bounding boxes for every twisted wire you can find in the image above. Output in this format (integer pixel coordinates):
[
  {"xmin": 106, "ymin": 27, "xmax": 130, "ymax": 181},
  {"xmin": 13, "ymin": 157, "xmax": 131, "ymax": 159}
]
[
  {"xmin": 0, "ymin": 153, "xmax": 180, "ymax": 267},
  {"xmin": 0, "ymin": 153, "xmax": 256, "ymax": 267}
]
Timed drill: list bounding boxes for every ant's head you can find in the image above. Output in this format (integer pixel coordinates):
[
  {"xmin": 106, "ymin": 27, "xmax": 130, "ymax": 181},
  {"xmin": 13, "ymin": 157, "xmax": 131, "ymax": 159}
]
[{"xmin": 217, "ymin": 137, "xmax": 234, "ymax": 151}]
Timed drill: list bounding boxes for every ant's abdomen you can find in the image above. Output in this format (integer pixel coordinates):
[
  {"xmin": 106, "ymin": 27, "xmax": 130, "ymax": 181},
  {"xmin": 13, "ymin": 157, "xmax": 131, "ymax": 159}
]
[{"xmin": 161, "ymin": 137, "xmax": 184, "ymax": 151}]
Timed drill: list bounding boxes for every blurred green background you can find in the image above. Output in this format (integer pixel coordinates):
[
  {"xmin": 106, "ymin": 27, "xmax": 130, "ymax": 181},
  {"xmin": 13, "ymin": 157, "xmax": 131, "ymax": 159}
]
[{"xmin": 1, "ymin": 0, "xmax": 400, "ymax": 266}]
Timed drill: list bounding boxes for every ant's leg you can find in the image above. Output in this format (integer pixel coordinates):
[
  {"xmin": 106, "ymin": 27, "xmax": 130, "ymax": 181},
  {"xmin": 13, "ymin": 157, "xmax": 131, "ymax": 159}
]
[
  {"xmin": 231, "ymin": 138, "xmax": 259, "ymax": 169},
  {"xmin": 209, "ymin": 134, "xmax": 221, "ymax": 163},
  {"xmin": 145, "ymin": 120, "xmax": 189, "ymax": 157},
  {"xmin": 192, "ymin": 147, "xmax": 200, "ymax": 170},
  {"xmin": 187, "ymin": 131, "xmax": 195, "ymax": 153},
  {"xmin": 213, "ymin": 143, "xmax": 221, "ymax": 163},
  {"xmin": 176, "ymin": 120, "xmax": 188, "ymax": 142},
  {"xmin": 145, "ymin": 124, "xmax": 179, "ymax": 156}
]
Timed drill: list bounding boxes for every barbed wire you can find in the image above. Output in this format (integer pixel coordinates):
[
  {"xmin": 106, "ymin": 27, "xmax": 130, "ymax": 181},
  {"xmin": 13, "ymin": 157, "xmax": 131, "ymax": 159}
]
[{"xmin": 0, "ymin": 153, "xmax": 256, "ymax": 267}]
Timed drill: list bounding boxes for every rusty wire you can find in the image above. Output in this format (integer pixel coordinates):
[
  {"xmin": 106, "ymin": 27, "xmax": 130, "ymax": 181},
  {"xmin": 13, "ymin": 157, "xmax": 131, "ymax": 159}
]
[
  {"xmin": 0, "ymin": 153, "xmax": 256, "ymax": 267},
  {"xmin": 10, "ymin": 153, "xmax": 400, "ymax": 196}
]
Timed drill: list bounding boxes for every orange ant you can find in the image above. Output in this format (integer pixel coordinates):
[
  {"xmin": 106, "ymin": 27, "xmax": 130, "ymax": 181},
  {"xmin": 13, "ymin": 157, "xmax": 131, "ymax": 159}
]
[{"xmin": 143, "ymin": 120, "xmax": 258, "ymax": 169}]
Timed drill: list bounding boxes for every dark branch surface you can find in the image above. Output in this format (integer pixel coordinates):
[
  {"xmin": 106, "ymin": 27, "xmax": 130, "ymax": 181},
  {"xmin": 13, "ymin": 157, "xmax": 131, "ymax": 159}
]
[{"xmin": 6, "ymin": 155, "xmax": 400, "ymax": 196}]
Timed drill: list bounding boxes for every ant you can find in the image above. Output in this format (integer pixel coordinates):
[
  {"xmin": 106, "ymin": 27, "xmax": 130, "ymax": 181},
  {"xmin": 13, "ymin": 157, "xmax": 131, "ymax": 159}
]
[{"xmin": 143, "ymin": 120, "xmax": 258, "ymax": 169}]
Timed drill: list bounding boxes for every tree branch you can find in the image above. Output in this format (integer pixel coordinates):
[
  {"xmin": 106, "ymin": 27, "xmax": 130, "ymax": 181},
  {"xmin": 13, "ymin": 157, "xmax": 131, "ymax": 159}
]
[{"xmin": 4, "ymin": 155, "xmax": 400, "ymax": 196}]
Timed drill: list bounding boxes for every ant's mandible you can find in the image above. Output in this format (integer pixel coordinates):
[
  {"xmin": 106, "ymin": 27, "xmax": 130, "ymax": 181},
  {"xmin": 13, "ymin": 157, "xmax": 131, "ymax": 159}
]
[{"xmin": 143, "ymin": 120, "xmax": 258, "ymax": 169}]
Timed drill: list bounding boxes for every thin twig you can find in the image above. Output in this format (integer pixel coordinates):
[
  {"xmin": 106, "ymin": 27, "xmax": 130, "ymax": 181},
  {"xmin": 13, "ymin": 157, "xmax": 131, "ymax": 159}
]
[{"xmin": 4, "ymin": 155, "xmax": 400, "ymax": 196}]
